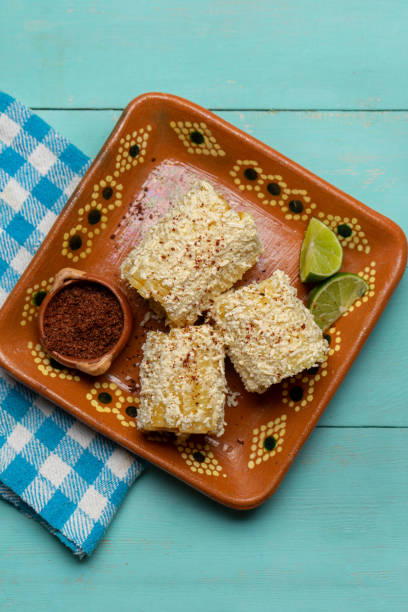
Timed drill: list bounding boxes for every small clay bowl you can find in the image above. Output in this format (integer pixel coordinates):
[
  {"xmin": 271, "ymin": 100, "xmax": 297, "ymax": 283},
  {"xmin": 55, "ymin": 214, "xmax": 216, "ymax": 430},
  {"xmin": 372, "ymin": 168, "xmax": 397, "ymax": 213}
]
[{"xmin": 38, "ymin": 267, "xmax": 132, "ymax": 376}]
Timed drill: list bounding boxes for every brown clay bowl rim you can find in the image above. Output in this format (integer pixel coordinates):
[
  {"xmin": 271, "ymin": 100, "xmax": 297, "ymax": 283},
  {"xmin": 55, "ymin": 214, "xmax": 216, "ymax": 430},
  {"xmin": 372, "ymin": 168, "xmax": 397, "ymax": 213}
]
[{"xmin": 38, "ymin": 270, "xmax": 133, "ymax": 371}]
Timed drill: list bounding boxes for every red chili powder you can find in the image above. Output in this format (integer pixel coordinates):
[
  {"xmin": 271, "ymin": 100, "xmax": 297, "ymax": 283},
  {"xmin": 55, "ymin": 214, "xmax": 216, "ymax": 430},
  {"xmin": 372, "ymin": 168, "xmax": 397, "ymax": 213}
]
[{"xmin": 43, "ymin": 281, "xmax": 124, "ymax": 360}]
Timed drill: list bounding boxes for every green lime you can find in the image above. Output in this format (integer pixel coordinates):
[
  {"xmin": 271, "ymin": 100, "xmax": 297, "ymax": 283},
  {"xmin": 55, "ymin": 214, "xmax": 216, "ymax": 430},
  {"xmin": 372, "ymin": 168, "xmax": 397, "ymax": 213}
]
[
  {"xmin": 308, "ymin": 272, "xmax": 370, "ymax": 330},
  {"xmin": 307, "ymin": 284, "xmax": 320, "ymax": 305},
  {"xmin": 299, "ymin": 217, "xmax": 343, "ymax": 283}
]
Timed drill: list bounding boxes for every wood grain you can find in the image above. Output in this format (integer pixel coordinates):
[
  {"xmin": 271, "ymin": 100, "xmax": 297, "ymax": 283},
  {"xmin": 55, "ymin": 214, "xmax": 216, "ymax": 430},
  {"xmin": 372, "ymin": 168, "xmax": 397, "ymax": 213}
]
[
  {"xmin": 1, "ymin": 0, "xmax": 407, "ymax": 109},
  {"xmin": 1, "ymin": 429, "xmax": 407, "ymax": 611}
]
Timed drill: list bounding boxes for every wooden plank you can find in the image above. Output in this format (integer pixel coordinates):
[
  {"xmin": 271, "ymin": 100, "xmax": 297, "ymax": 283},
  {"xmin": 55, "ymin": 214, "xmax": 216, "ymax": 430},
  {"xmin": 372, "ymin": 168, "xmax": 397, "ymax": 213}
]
[
  {"xmin": 1, "ymin": 0, "xmax": 407, "ymax": 109},
  {"xmin": 1, "ymin": 428, "xmax": 407, "ymax": 611},
  {"xmin": 38, "ymin": 109, "xmax": 408, "ymax": 426}
]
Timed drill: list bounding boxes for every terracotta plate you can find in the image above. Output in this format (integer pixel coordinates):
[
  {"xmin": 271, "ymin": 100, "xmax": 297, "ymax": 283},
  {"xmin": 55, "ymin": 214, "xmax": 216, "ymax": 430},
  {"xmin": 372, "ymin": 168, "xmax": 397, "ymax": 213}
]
[{"xmin": 0, "ymin": 93, "xmax": 406, "ymax": 509}]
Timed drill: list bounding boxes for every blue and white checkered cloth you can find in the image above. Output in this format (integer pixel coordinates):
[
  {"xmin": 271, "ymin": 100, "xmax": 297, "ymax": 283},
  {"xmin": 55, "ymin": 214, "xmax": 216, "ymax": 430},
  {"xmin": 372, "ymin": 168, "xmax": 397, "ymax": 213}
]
[{"xmin": 0, "ymin": 92, "xmax": 145, "ymax": 558}]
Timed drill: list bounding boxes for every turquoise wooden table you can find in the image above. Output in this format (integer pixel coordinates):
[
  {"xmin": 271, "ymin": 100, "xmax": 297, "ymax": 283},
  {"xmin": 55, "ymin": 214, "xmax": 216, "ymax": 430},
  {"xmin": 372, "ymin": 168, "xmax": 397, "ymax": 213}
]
[{"xmin": 1, "ymin": 1, "xmax": 407, "ymax": 610}]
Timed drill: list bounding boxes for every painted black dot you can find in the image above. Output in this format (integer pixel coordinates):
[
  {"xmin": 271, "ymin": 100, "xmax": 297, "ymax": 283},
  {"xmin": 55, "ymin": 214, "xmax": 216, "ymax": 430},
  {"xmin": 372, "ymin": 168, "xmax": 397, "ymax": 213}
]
[
  {"xmin": 102, "ymin": 186, "xmax": 113, "ymax": 200},
  {"xmin": 98, "ymin": 392, "xmax": 112, "ymax": 404},
  {"xmin": 129, "ymin": 144, "xmax": 140, "ymax": 158},
  {"xmin": 88, "ymin": 209, "xmax": 101, "ymax": 225},
  {"xmin": 264, "ymin": 436, "xmax": 277, "ymax": 451},
  {"xmin": 189, "ymin": 130, "xmax": 205, "ymax": 145},
  {"xmin": 244, "ymin": 168, "xmax": 258, "ymax": 180},
  {"xmin": 323, "ymin": 333, "xmax": 331, "ymax": 345},
  {"xmin": 49, "ymin": 358, "xmax": 64, "ymax": 370},
  {"xmin": 126, "ymin": 405, "xmax": 138, "ymax": 417},
  {"xmin": 193, "ymin": 451, "xmax": 205, "ymax": 463},
  {"xmin": 69, "ymin": 235, "xmax": 82, "ymax": 250},
  {"xmin": 289, "ymin": 199, "xmax": 304, "ymax": 213},
  {"xmin": 267, "ymin": 182, "xmax": 281, "ymax": 195},
  {"xmin": 289, "ymin": 386, "xmax": 303, "ymax": 402},
  {"xmin": 32, "ymin": 290, "xmax": 47, "ymax": 306},
  {"xmin": 337, "ymin": 223, "xmax": 353, "ymax": 238},
  {"xmin": 307, "ymin": 365, "xmax": 319, "ymax": 375}
]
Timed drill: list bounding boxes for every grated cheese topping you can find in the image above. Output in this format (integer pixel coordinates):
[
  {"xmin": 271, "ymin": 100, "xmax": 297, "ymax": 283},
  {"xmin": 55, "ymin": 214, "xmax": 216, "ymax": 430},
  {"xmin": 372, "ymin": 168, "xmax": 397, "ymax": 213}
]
[
  {"xmin": 209, "ymin": 270, "xmax": 329, "ymax": 394},
  {"xmin": 226, "ymin": 383, "xmax": 241, "ymax": 408},
  {"xmin": 137, "ymin": 325, "xmax": 227, "ymax": 436},
  {"xmin": 140, "ymin": 312, "xmax": 151, "ymax": 327},
  {"xmin": 121, "ymin": 180, "xmax": 263, "ymax": 327}
]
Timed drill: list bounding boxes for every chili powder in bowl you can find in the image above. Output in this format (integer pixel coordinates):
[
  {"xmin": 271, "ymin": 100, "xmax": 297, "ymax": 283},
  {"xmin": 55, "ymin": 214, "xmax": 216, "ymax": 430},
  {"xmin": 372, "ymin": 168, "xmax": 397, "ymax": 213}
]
[{"xmin": 38, "ymin": 268, "xmax": 132, "ymax": 376}]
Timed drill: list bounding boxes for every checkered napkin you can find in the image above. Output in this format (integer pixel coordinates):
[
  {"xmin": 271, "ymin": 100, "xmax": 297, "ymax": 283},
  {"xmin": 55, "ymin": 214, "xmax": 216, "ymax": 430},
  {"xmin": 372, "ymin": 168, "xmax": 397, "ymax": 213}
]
[{"xmin": 0, "ymin": 92, "xmax": 144, "ymax": 558}]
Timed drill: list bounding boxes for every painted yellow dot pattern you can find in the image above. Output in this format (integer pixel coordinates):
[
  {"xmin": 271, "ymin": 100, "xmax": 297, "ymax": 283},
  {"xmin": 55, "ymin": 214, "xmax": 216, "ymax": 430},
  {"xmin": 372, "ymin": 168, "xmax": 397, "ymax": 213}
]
[
  {"xmin": 86, "ymin": 381, "xmax": 139, "ymax": 428},
  {"xmin": 90, "ymin": 176, "xmax": 123, "ymax": 212},
  {"xmin": 62, "ymin": 176, "xmax": 124, "ymax": 262},
  {"xmin": 327, "ymin": 328, "xmax": 343, "ymax": 357},
  {"xmin": 229, "ymin": 160, "xmax": 263, "ymax": 192},
  {"xmin": 169, "ymin": 120, "xmax": 226, "ymax": 156},
  {"xmin": 282, "ymin": 329, "xmax": 341, "ymax": 412},
  {"xmin": 114, "ymin": 125, "xmax": 152, "ymax": 177},
  {"xmin": 229, "ymin": 161, "xmax": 317, "ymax": 221},
  {"xmin": 258, "ymin": 173, "xmax": 288, "ymax": 204},
  {"xmin": 176, "ymin": 440, "xmax": 226, "ymax": 477},
  {"xmin": 61, "ymin": 224, "xmax": 93, "ymax": 263},
  {"xmin": 280, "ymin": 186, "xmax": 317, "ymax": 221},
  {"xmin": 248, "ymin": 414, "xmax": 287, "ymax": 469},
  {"xmin": 317, "ymin": 212, "xmax": 370, "ymax": 254},
  {"xmin": 228, "ymin": 161, "xmax": 373, "ymax": 244},
  {"xmin": 342, "ymin": 261, "xmax": 376, "ymax": 317},
  {"xmin": 78, "ymin": 202, "xmax": 108, "ymax": 229},
  {"xmin": 20, "ymin": 276, "xmax": 54, "ymax": 326},
  {"xmin": 28, "ymin": 342, "xmax": 80, "ymax": 381}
]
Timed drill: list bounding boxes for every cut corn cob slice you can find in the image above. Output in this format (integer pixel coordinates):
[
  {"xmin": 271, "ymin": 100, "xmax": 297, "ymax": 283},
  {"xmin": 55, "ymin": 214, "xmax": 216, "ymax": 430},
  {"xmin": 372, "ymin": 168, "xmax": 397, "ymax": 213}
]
[
  {"xmin": 209, "ymin": 270, "xmax": 329, "ymax": 393},
  {"xmin": 137, "ymin": 325, "xmax": 227, "ymax": 437},
  {"xmin": 121, "ymin": 180, "xmax": 263, "ymax": 327}
]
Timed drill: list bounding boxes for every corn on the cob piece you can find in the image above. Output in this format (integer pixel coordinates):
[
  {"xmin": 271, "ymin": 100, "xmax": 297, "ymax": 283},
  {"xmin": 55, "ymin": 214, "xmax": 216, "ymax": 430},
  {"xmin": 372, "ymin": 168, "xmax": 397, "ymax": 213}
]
[
  {"xmin": 121, "ymin": 180, "xmax": 263, "ymax": 327},
  {"xmin": 209, "ymin": 270, "xmax": 329, "ymax": 393},
  {"xmin": 137, "ymin": 325, "xmax": 227, "ymax": 437}
]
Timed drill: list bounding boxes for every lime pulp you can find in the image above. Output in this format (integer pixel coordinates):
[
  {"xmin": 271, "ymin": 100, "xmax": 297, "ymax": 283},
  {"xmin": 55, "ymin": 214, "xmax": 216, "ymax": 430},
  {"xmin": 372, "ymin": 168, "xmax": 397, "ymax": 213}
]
[
  {"xmin": 299, "ymin": 217, "xmax": 343, "ymax": 283},
  {"xmin": 308, "ymin": 272, "xmax": 370, "ymax": 330}
]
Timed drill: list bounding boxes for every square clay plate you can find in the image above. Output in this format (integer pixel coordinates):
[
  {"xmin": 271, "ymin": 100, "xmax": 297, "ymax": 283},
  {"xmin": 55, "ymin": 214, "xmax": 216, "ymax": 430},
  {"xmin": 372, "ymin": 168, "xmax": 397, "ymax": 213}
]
[{"xmin": 0, "ymin": 93, "xmax": 406, "ymax": 509}]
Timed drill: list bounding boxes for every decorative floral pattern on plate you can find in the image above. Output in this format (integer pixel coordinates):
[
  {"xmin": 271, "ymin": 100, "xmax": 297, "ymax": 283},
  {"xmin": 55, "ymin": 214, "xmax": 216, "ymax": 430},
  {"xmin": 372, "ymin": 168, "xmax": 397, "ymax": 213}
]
[
  {"xmin": 229, "ymin": 160, "xmax": 263, "ymax": 192},
  {"xmin": 89, "ymin": 176, "xmax": 123, "ymax": 212},
  {"xmin": 170, "ymin": 120, "xmax": 225, "ymax": 156},
  {"xmin": 28, "ymin": 342, "xmax": 80, "ymax": 381},
  {"xmin": 86, "ymin": 381, "xmax": 139, "ymax": 428},
  {"xmin": 248, "ymin": 415, "xmax": 287, "ymax": 469},
  {"xmin": 114, "ymin": 125, "xmax": 152, "ymax": 177},
  {"xmin": 176, "ymin": 439, "xmax": 226, "ymax": 477},
  {"xmin": 20, "ymin": 276, "xmax": 54, "ymax": 326},
  {"xmin": 61, "ymin": 176, "xmax": 124, "ymax": 262},
  {"xmin": 229, "ymin": 160, "xmax": 318, "ymax": 221},
  {"xmin": 61, "ymin": 224, "xmax": 93, "ymax": 263},
  {"xmin": 317, "ymin": 212, "xmax": 370, "ymax": 253}
]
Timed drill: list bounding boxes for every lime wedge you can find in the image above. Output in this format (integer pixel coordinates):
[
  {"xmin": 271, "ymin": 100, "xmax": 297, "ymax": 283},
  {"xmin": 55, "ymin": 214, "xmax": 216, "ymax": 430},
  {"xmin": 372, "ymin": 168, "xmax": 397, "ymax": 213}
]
[
  {"xmin": 300, "ymin": 218, "xmax": 343, "ymax": 283},
  {"xmin": 308, "ymin": 272, "xmax": 370, "ymax": 330}
]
